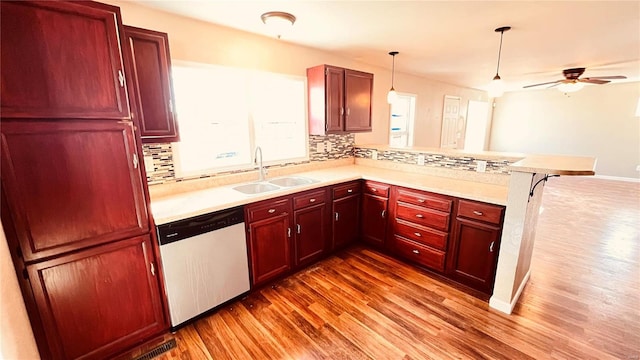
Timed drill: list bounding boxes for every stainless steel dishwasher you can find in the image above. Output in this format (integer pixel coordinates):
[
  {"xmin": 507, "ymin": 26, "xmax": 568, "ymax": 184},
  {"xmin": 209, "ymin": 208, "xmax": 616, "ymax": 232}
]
[{"xmin": 157, "ymin": 206, "xmax": 250, "ymax": 330}]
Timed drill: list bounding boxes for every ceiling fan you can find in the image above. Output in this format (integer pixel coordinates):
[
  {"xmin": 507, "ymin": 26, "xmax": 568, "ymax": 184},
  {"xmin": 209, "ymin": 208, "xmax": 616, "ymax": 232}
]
[{"xmin": 523, "ymin": 67, "xmax": 627, "ymax": 92}]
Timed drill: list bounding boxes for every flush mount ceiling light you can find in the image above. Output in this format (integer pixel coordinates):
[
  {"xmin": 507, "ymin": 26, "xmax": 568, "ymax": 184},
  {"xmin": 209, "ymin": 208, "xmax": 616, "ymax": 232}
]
[
  {"xmin": 261, "ymin": 11, "xmax": 296, "ymax": 39},
  {"xmin": 387, "ymin": 51, "xmax": 399, "ymax": 104},
  {"xmin": 487, "ymin": 26, "xmax": 511, "ymax": 98}
]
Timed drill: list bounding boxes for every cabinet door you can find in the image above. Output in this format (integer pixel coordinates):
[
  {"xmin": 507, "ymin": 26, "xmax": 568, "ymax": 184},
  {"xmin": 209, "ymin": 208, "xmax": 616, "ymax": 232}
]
[
  {"xmin": 0, "ymin": 1, "xmax": 130, "ymax": 119},
  {"xmin": 124, "ymin": 26, "xmax": 180, "ymax": 143},
  {"xmin": 0, "ymin": 121, "xmax": 149, "ymax": 261},
  {"xmin": 344, "ymin": 69, "xmax": 373, "ymax": 132},
  {"xmin": 27, "ymin": 235, "xmax": 165, "ymax": 360},
  {"xmin": 248, "ymin": 213, "xmax": 291, "ymax": 286},
  {"xmin": 294, "ymin": 203, "xmax": 327, "ymax": 267},
  {"xmin": 361, "ymin": 194, "xmax": 388, "ymax": 248},
  {"xmin": 325, "ymin": 66, "xmax": 345, "ymax": 133},
  {"xmin": 450, "ymin": 217, "xmax": 501, "ymax": 294},
  {"xmin": 332, "ymin": 194, "xmax": 360, "ymax": 249}
]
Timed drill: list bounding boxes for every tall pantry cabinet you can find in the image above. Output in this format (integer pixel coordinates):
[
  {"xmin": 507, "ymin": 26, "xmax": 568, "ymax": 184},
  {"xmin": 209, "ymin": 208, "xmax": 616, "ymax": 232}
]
[{"xmin": 0, "ymin": 1, "xmax": 167, "ymax": 359}]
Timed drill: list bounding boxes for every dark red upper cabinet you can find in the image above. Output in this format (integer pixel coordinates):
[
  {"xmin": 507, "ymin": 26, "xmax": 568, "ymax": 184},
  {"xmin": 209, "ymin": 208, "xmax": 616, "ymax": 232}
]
[
  {"xmin": 0, "ymin": 1, "xmax": 131, "ymax": 119},
  {"xmin": 123, "ymin": 26, "xmax": 180, "ymax": 143},
  {"xmin": 307, "ymin": 65, "xmax": 373, "ymax": 135},
  {"xmin": 0, "ymin": 120, "xmax": 150, "ymax": 262}
]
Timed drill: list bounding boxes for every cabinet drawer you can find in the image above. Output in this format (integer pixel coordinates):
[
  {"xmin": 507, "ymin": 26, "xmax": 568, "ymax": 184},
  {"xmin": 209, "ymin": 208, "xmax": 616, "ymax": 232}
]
[
  {"xmin": 363, "ymin": 181, "xmax": 389, "ymax": 197},
  {"xmin": 392, "ymin": 235, "xmax": 445, "ymax": 272},
  {"xmin": 333, "ymin": 181, "xmax": 361, "ymax": 199},
  {"xmin": 394, "ymin": 219, "xmax": 448, "ymax": 251},
  {"xmin": 293, "ymin": 189, "xmax": 327, "ymax": 210},
  {"xmin": 247, "ymin": 199, "xmax": 290, "ymax": 223},
  {"xmin": 396, "ymin": 203, "xmax": 450, "ymax": 232},
  {"xmin": 457, "ymin": 200, "xmax": 504, "ymax": 225},
  {"xmin": 396, "ymin": 188, "xmax": 452, "ymax": 212}
]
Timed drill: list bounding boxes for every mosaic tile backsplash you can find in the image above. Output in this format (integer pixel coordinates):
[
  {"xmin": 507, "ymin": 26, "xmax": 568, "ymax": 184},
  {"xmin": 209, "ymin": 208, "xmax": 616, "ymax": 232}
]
[
  {"xmin": 143, "ymin": 134, "xmax": 355, "ymax": 185},
  {"xmin": 353, "ymin": 147, "xmax": 512, "ymax": 174}
]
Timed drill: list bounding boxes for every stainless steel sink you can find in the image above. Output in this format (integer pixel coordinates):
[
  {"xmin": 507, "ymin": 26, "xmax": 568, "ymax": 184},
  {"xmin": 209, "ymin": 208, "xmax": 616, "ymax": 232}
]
[
  {"xmin": 268, "ymin": 176, "xmax": 318, "ymax": 187},
  {"xmin": 232, "ymin": 182, "xmax": 280, "ymax": 194}
]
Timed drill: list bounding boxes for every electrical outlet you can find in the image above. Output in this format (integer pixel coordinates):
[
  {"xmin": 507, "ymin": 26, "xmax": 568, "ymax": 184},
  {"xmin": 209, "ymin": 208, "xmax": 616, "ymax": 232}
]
[
  {"xmin": 476, "ymin": 160, "xmax": 487, "ymax": 173},
  {"xmin": 143, "ymin": 156, "xmax": 154, "ymax": 171},
  {"xmin": 417, "ymin": 155, "xmax": 425, "ymax": 166},
  {"xmin": 325, "ymin": 141, "xmax": 332, "ymax": 152},
  {"xmin": 371, "ymin": 150, "xmax": 378, "ymax": 160},
  {"xmin": 316, "ymin": 142, "xmax": 325, "ymax": 153}
]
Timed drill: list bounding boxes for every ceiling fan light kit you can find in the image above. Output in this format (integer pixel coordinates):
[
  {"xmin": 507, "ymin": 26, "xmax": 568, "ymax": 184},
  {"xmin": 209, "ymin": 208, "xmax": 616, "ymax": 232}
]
[
  {"xmin": 260, "ymin": 11, "xmax": 296, "ymax": 39},
  {"xmin": 488, "ymin": 26, "xmax": 511, "ymax": 98},
  {"xmin": 387, "ymin": 51, "xmax": 399, "ymax": 104}
]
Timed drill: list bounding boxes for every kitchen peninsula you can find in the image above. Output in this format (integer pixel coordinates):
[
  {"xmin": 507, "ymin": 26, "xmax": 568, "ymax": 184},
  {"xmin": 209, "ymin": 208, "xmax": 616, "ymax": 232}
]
[{"xmin": 150, "ymin": 146, "xmax": 596, "ymax": 314}]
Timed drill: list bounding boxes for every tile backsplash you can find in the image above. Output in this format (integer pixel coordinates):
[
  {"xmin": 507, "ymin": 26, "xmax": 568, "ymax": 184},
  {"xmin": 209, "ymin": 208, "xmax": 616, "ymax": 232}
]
[{"xmin": 143, "ymin": 134, "xmax": 355, "ymax": 185}]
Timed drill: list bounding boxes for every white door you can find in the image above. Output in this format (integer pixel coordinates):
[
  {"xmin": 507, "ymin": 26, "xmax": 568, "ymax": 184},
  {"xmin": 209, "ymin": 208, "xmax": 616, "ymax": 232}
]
[
  {"xmin": 464, "ymin": 100, "xmax": 490, "ymax": 152},
  {"xmin": 440, "ymin": 95, "xmax": 461, "ymax": 148}
]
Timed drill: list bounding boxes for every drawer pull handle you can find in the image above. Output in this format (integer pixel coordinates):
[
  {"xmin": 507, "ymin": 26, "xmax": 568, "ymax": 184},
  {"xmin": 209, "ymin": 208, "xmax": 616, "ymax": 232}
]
[
  {"xmin": 335, "ymin": 212, "xmax": 339, "ymax": 221},
  {"xmin": 268, "ymin": 209, "xmax": 276, "ymax": 214},
  {"xmin": 381, "ymin": 210, "xmax": 386, "ymax": 218},
  {"xmin": 473, "ymin": 210, "xmax": 484, "ymax": 216},
  {"xmin": 371, "ymin": 188, "xmax": 377, "ymax": 192},
  {"xmin": 347, "ymin": 189, "xmax": 353, "ymax": 193},
  {"xmin": 418, "ymin": 199, "xmax": 425, "ymax": 203},
  {"xmin": 414, "ymin": 232, "xmax": 422, "ymax": 237},
  {"xmin": 489, "ymin": 241, "xmax": 495, "ymax": 252},
  {"xmin": 412, "ymin": 249, "xmax": 420, "ymax": 254},
  {"xmin": 415, "ymin": 214, "xmax": 424, "ymax": 218},
  {"xmin": 309, "ymin": 198, "xmax": 316, "ymax": 203}
]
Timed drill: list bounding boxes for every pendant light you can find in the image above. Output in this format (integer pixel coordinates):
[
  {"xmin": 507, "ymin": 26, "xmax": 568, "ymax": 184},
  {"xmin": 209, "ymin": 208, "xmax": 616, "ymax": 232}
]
[
  {"xmin": 387, "ymin": 51, "xmax": 399, "ymax": 104},
  {"xmin": 487, "ymin": 26, "xmax": 511, "ymax": 98}
]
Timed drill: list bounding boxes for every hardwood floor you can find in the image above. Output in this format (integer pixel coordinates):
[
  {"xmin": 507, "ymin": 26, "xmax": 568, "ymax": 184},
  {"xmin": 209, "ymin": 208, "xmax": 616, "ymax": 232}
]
[{"xmin": 147, "ymin": 176, "xmax": 639, "ymax": 360}]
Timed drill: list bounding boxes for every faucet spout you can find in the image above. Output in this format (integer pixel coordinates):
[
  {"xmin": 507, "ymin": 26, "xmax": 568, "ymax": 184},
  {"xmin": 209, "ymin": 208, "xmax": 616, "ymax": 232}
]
[{"xmin": 254, "ymin": 146, "xmax": 267, "ymax": 181}]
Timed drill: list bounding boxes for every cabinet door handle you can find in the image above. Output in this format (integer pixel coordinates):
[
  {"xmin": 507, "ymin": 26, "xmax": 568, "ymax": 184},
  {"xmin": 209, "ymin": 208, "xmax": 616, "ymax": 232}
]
[
  {"xmin": 268, "ymin": 208, "xmax": 276, "ymax": 214},
  {"xmin": 347, "ymin": 189, "xmax": 353, "ymax": 193},
  {"xmin": 371, "ymin": 188, "xmax": 377, "ymax": 192},
  {"xmin": 309, "ymin": 198, "xmax": 316, "ymax": 203},
  {"xmin": 415, "ymin": 214, "xmax": 424, "ymax": 219},
  {"xmin": 489, "ymin": 241, "xmax": 495, "ymax": 252},
  {"xmin": 132, "ymin": 153, "xmax": 139, "ymax": 169},
  {"xmin": 414, "ymin": 232, "xmax": 422, "ymax": 237},
  {"xmin": 340, "ymin": 107, "xmax": 344, "ymax": 116},
  {"xmin": 150, "ymin": 262, "xmax": 155, "ymax": 276},
  {"xmin": 381, "ymin": 210, "xmax": 386, "ymax": 218},
  {"xmin": 473, "ymin": 210, "xmax": 484, "ymax": 216},
  {"xmin": 335, "ymin": 212, "xmax": 339, "ymax": 221},
  {"xmin": 297, "ymin": 224, "xmax": 301, "ymax": 234},
  {"xmin": 412, "ymin": 249, "xmax": 420, "ymax": 254},
  {"xmin": 288, "ymin": 228, "xmax": 291, "ymax": 238},
  {"xmin": 418, "ymin": 199, "xmax": 425, "ymax": 203},
  {"xmin": 118, "ymin": 70, "xmax": 125, "ymax": 87}
]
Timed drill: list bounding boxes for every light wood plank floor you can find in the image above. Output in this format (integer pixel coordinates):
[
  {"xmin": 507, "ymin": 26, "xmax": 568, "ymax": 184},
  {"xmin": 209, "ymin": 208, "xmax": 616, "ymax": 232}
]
[{"xmin": 147, "ymin": 176, "xmax": 640, "ymax": 360}]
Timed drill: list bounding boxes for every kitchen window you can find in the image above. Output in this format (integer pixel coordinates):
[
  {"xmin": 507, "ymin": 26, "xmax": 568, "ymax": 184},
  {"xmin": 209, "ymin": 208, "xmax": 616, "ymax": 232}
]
[{"xmin": 171, "ymin": 62, "xmax": 308, "ymax": 178}]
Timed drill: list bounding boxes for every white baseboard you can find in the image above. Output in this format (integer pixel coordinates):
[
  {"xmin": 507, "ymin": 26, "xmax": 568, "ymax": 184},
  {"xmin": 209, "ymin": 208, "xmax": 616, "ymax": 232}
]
[
  {"xmin": 593, "ymin": 175, "xmax": 640, "ymax": 183},
  {"xmin": 489, "ymin": 270, "xmax": 531, "ymax": 315}
]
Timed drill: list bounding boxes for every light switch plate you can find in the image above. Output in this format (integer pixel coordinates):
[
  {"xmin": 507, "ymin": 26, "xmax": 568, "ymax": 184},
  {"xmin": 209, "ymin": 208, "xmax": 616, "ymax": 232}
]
[
  {"xmin": 143, "ymin": 155, "xmax": 154, "ymax": 171},
  {"xmin": 325, "ymin": 141, "xmax": 332, "ymax": 152},
  {"xmin": 636, "ymin": 165, "xmax": 640, "ymax": 172},
  {"xmin": 316, "ymin": 142, "xmax": 325, "ymax": 153},
  {"xmin": 371, "ymin": 150, "xmax": 378, "ymax": 160},
  {"xmin": 476, "ymin": 160, "xmax": 487, "ymax": 173},
  {"xmin": 417, "ymin": 155, "xmax": 425, "ymax": 166}
]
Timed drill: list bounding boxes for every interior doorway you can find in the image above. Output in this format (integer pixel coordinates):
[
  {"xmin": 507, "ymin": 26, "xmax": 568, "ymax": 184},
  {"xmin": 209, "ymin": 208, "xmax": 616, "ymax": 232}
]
[
  {"xmin": 463, "ymin": 100, "xmax": 490, "ymax": 152},
  {"xmin": 389, "ymin": 93, "xmax": 417, "ymax": 148}
]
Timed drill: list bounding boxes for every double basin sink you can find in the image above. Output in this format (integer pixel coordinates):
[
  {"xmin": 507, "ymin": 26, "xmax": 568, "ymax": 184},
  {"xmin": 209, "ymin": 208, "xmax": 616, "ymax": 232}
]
[{"xmin": 232, "ymin": 176, "xmax": 318, "ymax": 195}]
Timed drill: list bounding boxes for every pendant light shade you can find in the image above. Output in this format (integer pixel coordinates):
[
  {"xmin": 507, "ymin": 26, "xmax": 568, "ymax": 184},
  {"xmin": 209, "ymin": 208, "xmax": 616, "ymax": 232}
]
[
  {"xmin": 387, "ymin": 51, "xmax": 399, "ymax": 104},
  {"xmin": 488, "ymin": 26, "xmax": 511, "ymax": 98}
]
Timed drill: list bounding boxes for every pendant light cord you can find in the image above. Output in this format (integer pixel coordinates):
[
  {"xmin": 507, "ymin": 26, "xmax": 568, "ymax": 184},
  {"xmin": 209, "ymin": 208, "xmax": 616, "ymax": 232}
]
[
  {"xmin": 391, "ymin": 54, "xmax": 396, "ymax": 89},
  {"xmin": 495, "ymin": 30, "xmax": 504, "ymax": 76}
]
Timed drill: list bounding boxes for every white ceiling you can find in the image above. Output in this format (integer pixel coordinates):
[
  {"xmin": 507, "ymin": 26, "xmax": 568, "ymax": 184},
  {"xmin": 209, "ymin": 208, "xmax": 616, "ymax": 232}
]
[{"xmin": 135, "ymin": 1, "xmax": 640, "ymax": 93}]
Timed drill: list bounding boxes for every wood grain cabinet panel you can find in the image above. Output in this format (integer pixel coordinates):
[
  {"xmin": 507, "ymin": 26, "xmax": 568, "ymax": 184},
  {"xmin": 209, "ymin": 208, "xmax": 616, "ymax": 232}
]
[
  {"xmin": 294, "ymin": 203, "xmax": 328, "ymax": 267},
  {"xmin": 361, "ymin": 181, "xmax": 389, "ymax": 249},
  {"xmin": 0, "ymin": 1, "xmax": 130, "ymax": 119},
  {"xmin": 332, "ymin": 194, "xmax": 360, "ymax": 250},
  {"xmin": 27, "ymin": 235, "xmax": 165, "ymax": 360},
  {"xmin": 307, "ymin": 64, "xmax": 373, "ymax": 135},
  {"xmin": 123, "ymin": 26, "xmax": 180, "ymax": 143},
  {"xmin": 0, "ymin": 120, "xmax": 149, "ymax": 262}
]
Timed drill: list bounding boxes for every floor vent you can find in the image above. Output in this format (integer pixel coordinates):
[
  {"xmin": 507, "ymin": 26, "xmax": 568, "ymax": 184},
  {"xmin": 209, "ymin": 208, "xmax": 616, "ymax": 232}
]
[{"xmin": 133, "ymin": 338, "xmax": 176, "ymax": 360}]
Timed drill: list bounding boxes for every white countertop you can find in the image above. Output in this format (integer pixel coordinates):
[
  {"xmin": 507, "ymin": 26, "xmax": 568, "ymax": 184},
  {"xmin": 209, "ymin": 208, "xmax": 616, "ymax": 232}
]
[
  {"xmin": 151, "ymin": 164, "xmax": 509, "ymax": 225},
  {"xmin": 509, "ymin": 154, "xmax": 597, "ymax": 175}
]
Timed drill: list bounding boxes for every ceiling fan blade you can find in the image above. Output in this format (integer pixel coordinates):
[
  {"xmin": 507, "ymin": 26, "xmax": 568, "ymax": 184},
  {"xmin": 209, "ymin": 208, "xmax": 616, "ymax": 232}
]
[
  {"xmin": 582, "ymin": 75, "xmax": 627, "ymax": 80},
  {"xmin": 578, "ymin": 78, "xmax": 610, "ymax": 85},
  {"xmin": 523, "ymin": 80, "xmax": 562, "ymax": 88}
]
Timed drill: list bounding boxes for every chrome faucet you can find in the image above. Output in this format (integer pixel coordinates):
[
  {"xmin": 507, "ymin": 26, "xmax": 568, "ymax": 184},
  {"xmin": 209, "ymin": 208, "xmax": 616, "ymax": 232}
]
[{"xmin": 254, "ymin": 146, "xmax": 267, "ymax": 181}]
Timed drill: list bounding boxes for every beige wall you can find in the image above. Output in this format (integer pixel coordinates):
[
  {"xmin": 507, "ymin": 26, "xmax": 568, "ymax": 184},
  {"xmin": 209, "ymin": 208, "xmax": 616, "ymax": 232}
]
[
  {"xmin": 0, "ymin": 223, "xmax": 40, "ymax": 359},
  {"xmin": 106, "ymin": 0, "xmax": 486, "ymax": 148},
  {"xmin": 489, "ymin": 82, "xmax": 640, "ymax": 178}
]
